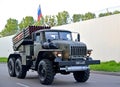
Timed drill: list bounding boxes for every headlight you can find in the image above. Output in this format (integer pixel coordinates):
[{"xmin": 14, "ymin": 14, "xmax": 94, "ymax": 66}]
[
  {"xmin": 87, "ymin": 49, "xmax": 93, "ymax": 57},
  {"xmin": 57, "ymin": 53, "xmax": 62, "ymax": 57},
  {"xmin": 53, "ymin": 51, "xmax": 62, "ymax": 57}
]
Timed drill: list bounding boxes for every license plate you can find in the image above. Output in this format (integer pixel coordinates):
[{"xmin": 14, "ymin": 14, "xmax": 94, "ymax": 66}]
[{"xmin": 76, "ymin": 61, "xmax": 85, "ymax": 65}]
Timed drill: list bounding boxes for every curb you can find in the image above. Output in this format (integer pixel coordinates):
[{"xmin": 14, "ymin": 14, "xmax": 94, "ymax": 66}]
[
  {"xmin": 91, "ymin": 71, "xmax": 120, "ymax": 76},
  {"xmin": 0, "ymin": 62, "xmax": 7, "ymax": 64}
]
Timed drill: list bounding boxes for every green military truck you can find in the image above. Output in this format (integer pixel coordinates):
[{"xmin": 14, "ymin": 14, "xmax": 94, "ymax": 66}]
[{"xmin": 7, "ymin": 26, "xmax": 100, "ymax": 85}]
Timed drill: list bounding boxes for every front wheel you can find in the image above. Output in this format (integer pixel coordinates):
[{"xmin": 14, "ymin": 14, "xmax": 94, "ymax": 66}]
[
  {"xmin": 73, "ymin": 69, "xmax": 90, "ymax": 82},
  {"xmin": 38, "ymin": 59, "xmax": 55, "ymax": 85},
  {"xmin": 15, "ymin": 58, "xmax": 27, "ymax": 79}
]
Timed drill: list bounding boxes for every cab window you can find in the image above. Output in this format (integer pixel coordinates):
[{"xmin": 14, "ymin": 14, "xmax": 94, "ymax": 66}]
[{"xmin": 35, "ymin": 33, "xmax": 40, "ymax": 42}]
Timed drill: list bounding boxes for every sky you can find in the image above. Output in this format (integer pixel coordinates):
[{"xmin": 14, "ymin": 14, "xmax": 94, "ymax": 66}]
[{"xmin": 0, "ymin": 0, "xmax": 120, "ymax": 32}]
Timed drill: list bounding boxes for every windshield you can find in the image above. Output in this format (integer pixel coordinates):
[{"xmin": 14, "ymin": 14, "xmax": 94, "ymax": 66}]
[{"xmin": 45, "ymin": 31, "xmax": 72, "ymax": 41}]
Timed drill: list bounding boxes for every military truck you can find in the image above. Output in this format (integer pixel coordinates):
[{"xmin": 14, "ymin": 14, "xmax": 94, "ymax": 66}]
[{"xmin": 7, "ymin": 26, "xmax": 100, "ymax": 85}]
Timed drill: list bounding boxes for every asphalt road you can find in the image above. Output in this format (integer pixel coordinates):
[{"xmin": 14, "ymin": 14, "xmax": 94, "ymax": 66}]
[{"xmin": 0, "ymin": 63, "xmax": 120, "ymax": 87}]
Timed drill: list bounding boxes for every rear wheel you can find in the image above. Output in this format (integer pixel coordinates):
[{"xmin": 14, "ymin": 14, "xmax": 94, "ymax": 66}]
[
  {"xmin": 15, "ymin": 58, "xmax": 27, "ymax": 79},
  {"xmin": 38, "ymin": 59, "xmax": 55, "ymax": 85},
  {"xmin": 7, "ymin": 58, "xmax": 16, "ymax": 77},
  {"xmin": 73, "ymin": 69, "xmax": 90, "ymax": 82}
]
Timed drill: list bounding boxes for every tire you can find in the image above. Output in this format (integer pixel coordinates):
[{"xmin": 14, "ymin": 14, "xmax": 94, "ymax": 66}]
[
  {"xmin": 38, "ymin": 59, "xmax": 55, "ymax": 85},
  {"xmin": 7, "ymin": 58, "xmax": 16, "ymax": 77},
  {"xmin": 73, "ymin": 69, "xmax": 90, "ymax": 82},
  {"xmin": 15, "ymin": 58, "xmax": 27, "ymax": 79}
]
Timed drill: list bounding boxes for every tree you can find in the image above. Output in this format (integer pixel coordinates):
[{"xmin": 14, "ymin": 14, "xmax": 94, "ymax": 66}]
[
  {"xmin": 19, "ymin": 16, "xmax": 34, "ymax": 30},
  {"xmin": 49, "ymin": 16, "xmax": 56, "ymax": 27},
  {"xmin": 99, "ymin": 12, "xmax": 112, "ymax": 17},
  {"xmin": 0, "ymin": 35, "xmax": 2, "ymax": 38},
  {"xmin": 84, "ymin": 12, "xmax": 96, "ymax": 20},
  {"xmin": 105, "ymin": 12, "xmax": 112, "ymax": 16},
  {"xmin": 56, "ymin": 12, "xmax": 62, "ymax": 26},
  {"xmin": 73, "ymin": 14, "xmax": 80, "ymax": 22},
  {"xmin": 44, "ymin": 15, "xmax": 57, "ymax": 26},
  {"xmin": 0, "ymin": 18, "xmax": 18, "ymax": 37},
  {"xmin": 56, "ymin": 11, "xmax": 70, "ymax": 26},
  {"xmin": 113, "ymin": 10, "xmax": 120, "ymax": 14},
  {"xmin": 72, "ymin": 14, "xmax": 84, "ymax": 22},
  {"xmin": 62, "ymin": 11, "xmax": 70, "ymax": 24},
  {"xmin": 44, "ymin": 15, "xmax": 49, "ymax": 25},
  {"xmin": 99, "ymin": 13, "xmax": 105, "ymax": 17}
]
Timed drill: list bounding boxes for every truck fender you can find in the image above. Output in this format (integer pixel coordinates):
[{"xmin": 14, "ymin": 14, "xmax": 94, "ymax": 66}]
[
  {"xmin": 8, "ymin": 53, "xmax": 21, "ymax": 62},
  {"xmin": 35, "ymin": 51, "xmax": 55, "ymax": 70}
]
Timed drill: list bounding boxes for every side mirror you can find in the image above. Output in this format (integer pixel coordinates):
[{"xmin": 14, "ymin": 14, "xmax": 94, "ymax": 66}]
[
  {"xmin": 77, "ymin": 33, "xmax": 80, "ymax": 42},
  {"xmin": 72, "ymin": 32, "xmax": 80, "ymax": 42},
  {"xmin": 48, "ymin": 39, "xmax": 51, "ymax": 43}
]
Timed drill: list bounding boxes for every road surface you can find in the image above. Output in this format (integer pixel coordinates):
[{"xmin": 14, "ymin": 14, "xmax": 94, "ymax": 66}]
[{"xmin": 0, "ymin": 63, "xmax": 120, "ymax": 87}]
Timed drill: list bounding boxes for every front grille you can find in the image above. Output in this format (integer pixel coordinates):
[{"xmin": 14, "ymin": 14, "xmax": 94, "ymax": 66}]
[{"xmin": 71, "ymin": 46, "xmax": 87, "ymax": 56}]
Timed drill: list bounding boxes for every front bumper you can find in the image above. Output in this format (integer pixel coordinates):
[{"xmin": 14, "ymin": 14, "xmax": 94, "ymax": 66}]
[
  {"xmin": 58, "ymin": 60, "xmax": 100, "ymax": 66},
  {"xmin": 57, "ymin": 59, "xmax": 100, "ymax": 72}
]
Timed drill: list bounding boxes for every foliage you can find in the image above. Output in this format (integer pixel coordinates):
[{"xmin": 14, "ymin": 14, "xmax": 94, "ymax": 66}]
[
  {"xmin": 0, "ymin": 32, "xmax": 1, "ymax": 35},
  {"xmin": 90, "ymin": 60, "xmax": 120, "ymax": 72},
  {"xmin": 56, "ymin": 11, "xmax": 70, "ymax": 26},
  {"xmin": 44, "ymin": 15, "xmax": 57, "ymax": 27},
  {"xmin": 72, "ymin": 12, "xmax": 96, "ymax": 22},
  {"xmin": 83, "ymin": 12, "xmax": 96, "ymax": 20},
  {"xmin": 0, "ymin": 18, "xmax": 18, "ymax": 37},
  {"xmin": 113, "ymin": 10, "xmax": 120, "ymax": 14},
  {"xmin": 72, "ymin": 14, "xmax": 82, "ymax": 22},
  {"xmin": 99, "ymin": 13, "xmax": 105, "ymax": 17},
  {"xmin": 99, "ymin": 12, "xmax": 112, "ymax": 17},
  {"xmin": 49, "ymin": 15, "xmax": 57, "ymax": 27},
  {"xmin": 44, "ymin": 15, "xmax": 49, "ymax": 25},
  {"xmin": 19, "ymin": 16, "xmax": 35, "ymax": 30}
]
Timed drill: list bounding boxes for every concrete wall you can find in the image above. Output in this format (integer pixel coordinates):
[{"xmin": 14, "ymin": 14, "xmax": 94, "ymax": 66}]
[
  {"xmin": 0, "ymin": 35, "xmax": 14, "ymax": 57},
  {"xmin": 0, "ymin": 14, "xmax": 120, "ymax": 61}
]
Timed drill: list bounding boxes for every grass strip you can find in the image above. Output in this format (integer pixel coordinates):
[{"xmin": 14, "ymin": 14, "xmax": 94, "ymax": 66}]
[
  {"xmin": 90, "ymin": 60, "xmax": 120, "ymax": 72},
  {"xmin": 0, "ymin": 57, "xmax": 7, "ymax": 62}
]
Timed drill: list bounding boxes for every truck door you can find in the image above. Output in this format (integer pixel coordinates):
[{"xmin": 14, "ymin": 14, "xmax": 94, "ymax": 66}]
[{"xmin": 34, "ymin": 32, "xmax": 42, "ymax": 57}]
